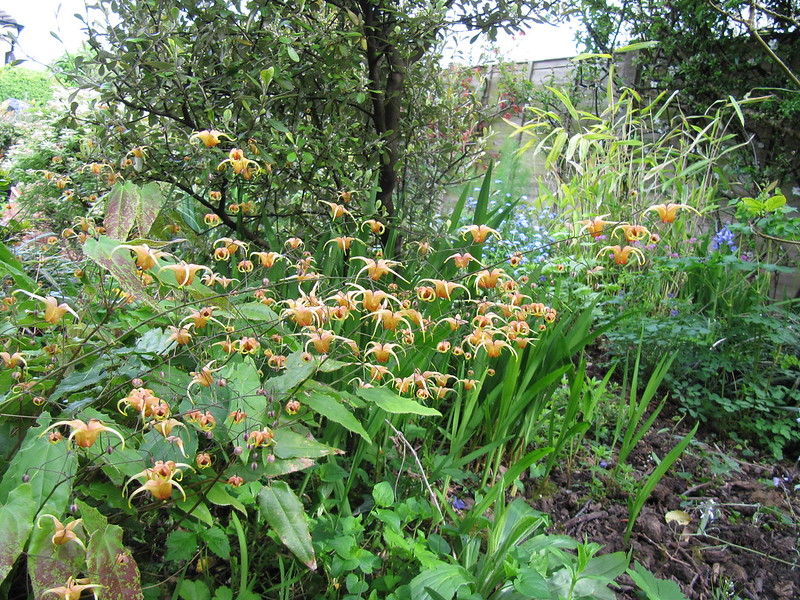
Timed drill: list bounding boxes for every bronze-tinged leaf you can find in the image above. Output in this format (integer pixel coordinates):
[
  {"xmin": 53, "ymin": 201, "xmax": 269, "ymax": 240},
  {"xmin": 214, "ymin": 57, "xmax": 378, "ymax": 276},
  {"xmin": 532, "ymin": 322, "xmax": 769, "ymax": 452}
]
[
  {"xmin": 27, "ymin": 523, "xmax": 85, "ymax": 599},
  {"xmin": 135, "ymin": 182, "xmax": 164, "ymax": 237},
  {"xmin": 86, "ymin": 525, "xmax": 144, "ymax": 600},
  {"xmin": 104, "ymin": 182, "xmax": 139, "ymax": 241}
]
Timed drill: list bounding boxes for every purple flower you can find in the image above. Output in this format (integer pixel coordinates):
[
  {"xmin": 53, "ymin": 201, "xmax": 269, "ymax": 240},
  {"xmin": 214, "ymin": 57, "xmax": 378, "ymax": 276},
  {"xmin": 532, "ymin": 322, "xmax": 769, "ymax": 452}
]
[
  {"xmin": 599, "ymin": 460, "xmax": 608, "ymax": 469},
  {"xmin": 452, "ymin": 497, "xmax": 467, "ymax": 510},
  {"xmin": 670, "ymin": 309, "xmax": 679, "ymax": 317}
]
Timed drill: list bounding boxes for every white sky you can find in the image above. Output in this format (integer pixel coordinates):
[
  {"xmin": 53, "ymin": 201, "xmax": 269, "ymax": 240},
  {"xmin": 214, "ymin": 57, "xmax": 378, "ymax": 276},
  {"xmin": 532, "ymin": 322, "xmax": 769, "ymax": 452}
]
[
  {"xmin": 6, "ymin": 0, "xmax": 90, "ymax": 69},
  {"xmin": 6, "ymin": 1, "xmax": 579, "ymax": 70}
]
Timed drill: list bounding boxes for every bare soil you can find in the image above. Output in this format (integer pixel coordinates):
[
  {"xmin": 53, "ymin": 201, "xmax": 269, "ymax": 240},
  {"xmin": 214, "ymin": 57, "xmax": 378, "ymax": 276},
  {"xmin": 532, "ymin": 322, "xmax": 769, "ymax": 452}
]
[{"xmin": 531, "ymin": 422, "xmax": 800, "ymax": 600}]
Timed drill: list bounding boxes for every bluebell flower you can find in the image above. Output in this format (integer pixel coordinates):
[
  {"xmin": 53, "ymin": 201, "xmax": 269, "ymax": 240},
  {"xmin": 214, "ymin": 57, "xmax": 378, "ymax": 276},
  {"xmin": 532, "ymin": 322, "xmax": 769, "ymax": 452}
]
[{"xmin": 711, "ymin": 226, "xmax": 737, "ymax": 252}]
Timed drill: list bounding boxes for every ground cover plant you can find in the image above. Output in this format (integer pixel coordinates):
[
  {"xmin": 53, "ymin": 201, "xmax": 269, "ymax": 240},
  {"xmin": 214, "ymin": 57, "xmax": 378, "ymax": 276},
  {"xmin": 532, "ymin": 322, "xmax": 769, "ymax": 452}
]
[{"xmin": 1, "ymin": 2, "xmax": 799, "ymax": 599}]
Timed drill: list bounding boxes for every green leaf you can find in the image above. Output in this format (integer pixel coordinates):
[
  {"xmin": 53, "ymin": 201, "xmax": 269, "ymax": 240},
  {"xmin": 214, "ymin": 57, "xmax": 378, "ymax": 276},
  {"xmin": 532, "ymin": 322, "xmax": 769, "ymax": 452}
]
[
  {"xmin": 410, "ymin": 564, "xmax": 473, "ymax": 600},
  {"xmin": 286, "ymin": 46, "xmax": 300, "ymax": 62},
  {"xmin": 372, "ymin": 481, "xmax": 395, "ymax": 508},
  {"xmin": 0, "ymin": 414, "xmax": 77, "ymax": 514},
  {"xmin": 356, "ymin": 387, "xmax": 441, "ymax": 416},
  {"xmin": 514, "ymin": 567, "xmax": 550, "ymax": 598},
  {"xmin": 272, "ymin": 429, "xmax": 341, "ymax": 459},
  {"xmin": 175, "ymin": 496, "xmax": 214, "ymax": 526},
  {"xmin": 234, "ymin": 302, "xmax": 280, "ymax": 323},
  {"xmin": 0, "ymin": 484, "xmax": 36, "ymax": 585},
  {"xmin": 581, "ymin": 552, "xmax": 628, "ymax": 580},
  {"xmin": 258, "ymin": 481, "xmax": 316, "ymax": 569},
  {"xmin": 201, "ymin": 527, "xmax": 231, "ymax": 560},
  {"xmin": 76, "ymin": 499, "xmax": 109, "ymax": 535},
  {"xmin": 206, "ymin": 482, "xmax": 247, "ymax": 515},
  {"xmin": 615, "ymin": 40, "xmax": 659, "ymax": 53},
  {"xmin": 165, "ymin": 530, "xmax": 198, "ymax": 562},
  {"xmin": 628, "ymin": 562, "xmax": 688, "ymax": 600},
  {"xmin": 212, "ymin": 586, "xmax": 234, "ymax": 600},
  {"xmin": 86, "ymin": 524, "xmax": 144, "ymax": 599},
  {"xmin": 304, "ymin": 391, "xmax": 371, "ymax": 443},
  {"xmin": 764, "ymin": 195, "xmax": 786, "ymax": 212},
  {"xmin": 260, "ymin": 66, "xmax": 274, "ymax": 89},
  {"xmin": 178, "ymin": 580, "xmax": 211, "ymax": 600}
]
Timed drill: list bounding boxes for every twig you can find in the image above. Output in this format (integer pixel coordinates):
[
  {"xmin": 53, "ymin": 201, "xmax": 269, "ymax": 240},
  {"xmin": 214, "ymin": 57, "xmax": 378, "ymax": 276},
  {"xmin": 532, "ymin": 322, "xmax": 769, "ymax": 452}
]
[{"xmin": 384, "ymin": 420, "xmax": 442, "ymax": 519}]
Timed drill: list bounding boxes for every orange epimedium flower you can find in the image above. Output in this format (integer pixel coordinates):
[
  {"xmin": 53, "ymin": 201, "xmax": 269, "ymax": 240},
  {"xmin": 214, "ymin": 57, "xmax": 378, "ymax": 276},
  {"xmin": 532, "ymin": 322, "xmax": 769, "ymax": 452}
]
[
  {"xmin": 367, "ymin": 308, "xmax": 411, "ymax": 332},
  {"xmin": 597, "ymin": 245, "xmax": 646, "ymax": 266},
  {"xmin": 204, "ymin": 213, "xmax": 222, "ymax": 227},
  {"xmin": 362, "ymin": 219, "xmax": 386, "ymax": 235},
  {"xmin": 251, "ymin": 251, "xmax": 284, "ymax": 268},
  {"xmin": 474, "ymin": 268, "xmax": 507, "ymax": 291},
  {"xmin": 167, "ymin": 325, "xmax": 193, "ymax": 345},
  {"xmin": 285, "ymin": 237, "xmax": 304, "ymax": 250},
  {"xmin": 365, "ymin": 341, "xmax": 402, "ymax": 364},
  {"xmin": 247, "ymin": 427, "xmax": 275, "ymax": 447},
  {"xmin": 645, "ymin": 202, "xmax": 701, "ymax": 223},
  {"xmin": 111, "ymin": 244, "xmax": 168, "ymax": 270},
  {"xmin": 196, "ymin": 452, "xmax": 214, "ymax": 469},
  {"xmin": 320, "ymin": 200, "xmax": 352, "ymax": 220},
  {"xmin": 181, "ymin": 306, "xmax": 218, "ymax": 330},
  {"xmin": 444, "ymin": 252, "xmax": 475, "ymax": 269},
  {"xmin": 236, "ymin": 336, "xmax": 261, "ymax": 354},
  {"xmin": 17, "ymin": 291, "xmax": 79, "ymax": 325},
  {"xmin": 461, "ymin": 224, "xmax": 501, "ymax": 244},
  {"xmin": 41, "ymin": 418, "xmax": 125, "ymax": 449},
  {"xmin": 37, "ymin": 514, "xmax": 85, "ymax": 550},
  {"xmin": 578, "ymin": 214, "xmax": 615, "ymax": 238},
  {"xmin": 187, "ymin": 361, "xmax": 222, "ymax": 402},
  {"xmin": 117, "ymin": 387, "xmax": 160, "ymax": 418},
  {"xmin": 614, "ymin": 224, "xmax": 651, "ymax": 243},
  {"xmin": 151, "ymin": 418, "xmax": 185, "ymax": 438},
  {"xmin": 190, "ymin": 129, "xmax": 235, "ymax": 148},
  {"xmin": 158, "ymin": 261, "xmax": 213, "ymax": 287},
  {"xmin": 127, "ymin": 460, "xmax": 191, "ymax": 504},
  {"xmin": 325, "ymin": 236, "xmax": 358, "ymax": 252},
  {"xmin": 419, "ymin": 278, "xmax": 469, "ymax": 300},
  {"xmin": 217, "ymin": 148, "xmax": 261, "ymax": 176},
  {"xmin": 214, "ymin": 237, "xmax": 248, "ymax": 256},
  {"xmin": 43, "ymin": 577, "xmax": 102, "ymax": 600},
  {"xmin": 202, "ymin": 272, "xmax": 237, "ymax": 288},
  {"xmin": 351, "ymin": 257, "xmax": 406, "ymax": 281},
  {"xmin": 303, "ymin": 327, "xmax": 339, "ymax": 354},
  {"xmin": 0, "ymin": 351, "xmax": 26, "ymax": 369}
]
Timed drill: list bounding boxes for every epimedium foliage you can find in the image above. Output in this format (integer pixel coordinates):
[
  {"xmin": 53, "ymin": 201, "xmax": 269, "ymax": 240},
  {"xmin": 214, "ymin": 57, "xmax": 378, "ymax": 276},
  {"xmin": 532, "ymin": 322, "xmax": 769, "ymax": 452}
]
[
  {"xmin": 0, "ymin": 150, "xmax": 578, "ymax": 596},
  {"xmin": 57, "ymin": 0, "xmax": 555, "ymax": 252}
]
